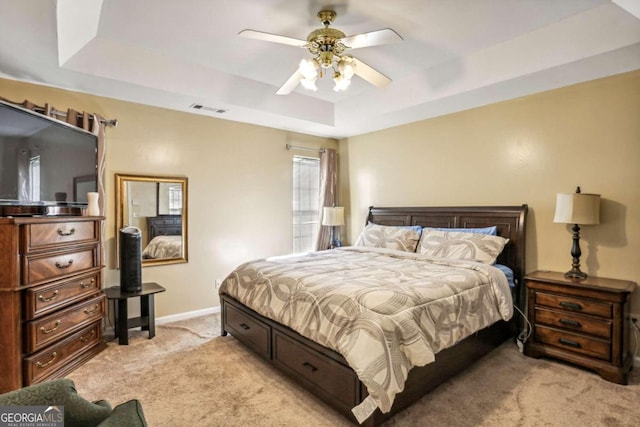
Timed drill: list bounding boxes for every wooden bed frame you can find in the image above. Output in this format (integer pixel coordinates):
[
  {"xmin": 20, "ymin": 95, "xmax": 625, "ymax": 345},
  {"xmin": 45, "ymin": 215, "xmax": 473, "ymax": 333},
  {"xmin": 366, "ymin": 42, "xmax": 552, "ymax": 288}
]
[
  {"xmin": 220, "ymin": 205, "xmax": 528, "ymax": 426},
  {"xmin": 147, "ymin": 215, "xmax": 182, "ymax": 240}
]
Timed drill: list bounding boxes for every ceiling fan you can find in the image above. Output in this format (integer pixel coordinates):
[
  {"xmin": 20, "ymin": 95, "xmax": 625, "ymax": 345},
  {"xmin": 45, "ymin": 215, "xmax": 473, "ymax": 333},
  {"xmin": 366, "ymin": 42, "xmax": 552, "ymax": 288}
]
[{"xmin": 239, "ymin": 10, "xmax": 403, "ymax": 95}]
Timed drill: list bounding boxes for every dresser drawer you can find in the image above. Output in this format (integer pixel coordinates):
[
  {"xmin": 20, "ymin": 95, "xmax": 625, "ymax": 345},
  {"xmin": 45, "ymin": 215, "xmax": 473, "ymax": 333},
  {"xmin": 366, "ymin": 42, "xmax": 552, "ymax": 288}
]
[
  {"xmin": 535, "ymin": 325, "xmax": 610, "ymax": 361},
  {"xmin": 23, "ymin": 246, "xmax": 99, "ymax": 286},
  {"xmin": 534, "ymin": 307, "xmax": 611, "ymax": 339},
  {"xmin": 152, "ymin": 218, "xmax": 179, "ymax": 225},
  {"xmin": 24, "ymin": 272, "xmax": 101, "ymax": 320},
  {"xmin": 23, "ymin": 320, "xmax": 103, "ymax": 384},
  {"xmin": 25, "ymin": 294, "xmax": 105, "ymax": 353},
  {"xmin": 24, "ymin": 221, "xmax": 98, "ymax": 253},
  {"xmin": 273, "ymin": 330, "xmax": 359, "ymax": 408},
  {"xmin": 535, "ymin": 292, "xmax": 612, "ymax": 319},
  {"xmin": 224, "ymin": 303, "xmax": 271, "ymax": 359}
]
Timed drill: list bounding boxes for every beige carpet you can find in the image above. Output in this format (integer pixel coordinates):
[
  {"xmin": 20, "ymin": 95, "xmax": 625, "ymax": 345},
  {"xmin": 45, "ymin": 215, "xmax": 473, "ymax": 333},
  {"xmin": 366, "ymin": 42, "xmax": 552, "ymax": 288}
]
[{"xmin": 67, "ymin": 314, "xmax": 640, "ymax": 426}]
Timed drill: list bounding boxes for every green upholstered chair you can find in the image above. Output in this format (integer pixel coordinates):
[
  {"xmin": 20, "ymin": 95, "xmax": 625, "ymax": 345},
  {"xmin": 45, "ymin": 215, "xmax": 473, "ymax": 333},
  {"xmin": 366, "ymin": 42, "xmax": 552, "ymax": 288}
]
[{"xmin": 0, "ymin": 379, "xmax": 146, "ymax": 427}]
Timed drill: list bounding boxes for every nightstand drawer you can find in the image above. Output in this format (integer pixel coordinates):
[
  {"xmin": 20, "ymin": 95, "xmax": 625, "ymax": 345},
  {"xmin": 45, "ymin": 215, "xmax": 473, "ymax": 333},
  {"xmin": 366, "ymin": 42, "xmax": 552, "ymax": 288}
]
[
  {"xmin": 534, "ymin": 308, "xmax": 611, "ymax": 339},
  {"xmin": 535, "ymin": 292, "xmax": 612, "ymax": 319},
  {"xmin": 535, "ymin": 325, "xmax": 610, "ymax": 361}
]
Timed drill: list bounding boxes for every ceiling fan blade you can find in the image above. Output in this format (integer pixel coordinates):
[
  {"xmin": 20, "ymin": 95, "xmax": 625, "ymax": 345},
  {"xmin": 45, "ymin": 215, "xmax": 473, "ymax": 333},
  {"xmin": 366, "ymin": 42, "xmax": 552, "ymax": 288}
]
[
  {"xmin": 276, "ymin": 71, "xmax": 303, "ymax": 95},
  {"xmin": 341, "ymin": 28, "xmax": 403, "ymax": 49},
  {"xmin": 352, "ymin": 58, "xmax": 391, "ymax": 88},
  {"xmin": 238, "ymin": 29, "xmax": 307, "ymax": 48}
]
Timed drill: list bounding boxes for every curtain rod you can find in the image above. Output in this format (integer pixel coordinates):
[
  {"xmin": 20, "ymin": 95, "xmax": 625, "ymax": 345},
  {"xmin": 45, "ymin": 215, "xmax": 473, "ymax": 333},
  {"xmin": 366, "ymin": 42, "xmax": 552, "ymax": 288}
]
[
  {"xmin": 285, "ymin": 144, "xmax": 325, "ymax": 153},
  {"xmin": 31, "ymin": 106, "xmax": 118, "ymax": 127}
]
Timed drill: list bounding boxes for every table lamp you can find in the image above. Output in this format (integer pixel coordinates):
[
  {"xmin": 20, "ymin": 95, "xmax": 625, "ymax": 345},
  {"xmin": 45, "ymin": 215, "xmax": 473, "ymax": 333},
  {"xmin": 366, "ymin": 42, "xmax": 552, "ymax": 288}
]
[
  {"xmin": 322, "ymin": 206, "xmax": 344, "ymax": 249},
  {"xmin": 553, "ymin": 186, "xmax": 600, "ymax": 280}
]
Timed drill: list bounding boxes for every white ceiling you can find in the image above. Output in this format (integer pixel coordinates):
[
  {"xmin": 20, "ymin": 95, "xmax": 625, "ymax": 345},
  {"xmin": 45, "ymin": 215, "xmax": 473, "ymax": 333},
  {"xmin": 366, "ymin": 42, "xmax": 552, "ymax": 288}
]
[{"xmin": 1, "ymin": 0, "xmax": 639, "ymax": 138}]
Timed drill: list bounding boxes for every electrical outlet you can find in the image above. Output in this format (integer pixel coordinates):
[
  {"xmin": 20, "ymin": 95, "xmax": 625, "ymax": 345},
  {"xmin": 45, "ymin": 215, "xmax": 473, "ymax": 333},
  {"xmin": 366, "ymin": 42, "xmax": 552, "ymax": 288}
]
[{"xmin": 215, "ymin": 279, "xmax": 222, "ymax": 288}]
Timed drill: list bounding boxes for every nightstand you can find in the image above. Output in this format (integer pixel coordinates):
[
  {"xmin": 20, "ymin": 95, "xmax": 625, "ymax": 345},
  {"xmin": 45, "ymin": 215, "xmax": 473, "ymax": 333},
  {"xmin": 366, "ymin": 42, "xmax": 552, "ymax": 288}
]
[{"xmin": 523, "ymin": 271, "xmax": 636, "ymax": 385}]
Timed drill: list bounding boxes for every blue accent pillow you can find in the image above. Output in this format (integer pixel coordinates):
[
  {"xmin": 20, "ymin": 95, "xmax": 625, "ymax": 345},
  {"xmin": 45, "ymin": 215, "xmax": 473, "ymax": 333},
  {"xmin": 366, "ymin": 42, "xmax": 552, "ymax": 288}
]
[
  {"xmin": 432, "ymin": 226, "xmax": 497, "ymax": 236},
  {"xmin": 494, "ymin": 264, "xmax": 515, "ymax": 288}
]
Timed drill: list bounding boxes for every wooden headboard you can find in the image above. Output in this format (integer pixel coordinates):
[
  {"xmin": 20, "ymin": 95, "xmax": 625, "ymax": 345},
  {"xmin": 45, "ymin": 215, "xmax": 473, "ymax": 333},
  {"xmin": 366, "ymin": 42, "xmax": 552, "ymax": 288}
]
[
  {"xmin": 367, "ymin": 205, "xmax": 528, "ymax": 305},
  {"xmin": 147, "ymin": 215, "xmax": 182, "ymax": 240}
]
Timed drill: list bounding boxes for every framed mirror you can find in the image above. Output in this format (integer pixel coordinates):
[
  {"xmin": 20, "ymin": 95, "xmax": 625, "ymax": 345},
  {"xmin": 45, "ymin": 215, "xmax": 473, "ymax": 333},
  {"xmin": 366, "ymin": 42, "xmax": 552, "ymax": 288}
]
[{"xmin": 115, "ymin": 173, "xmax": 188, "ymax": 267}]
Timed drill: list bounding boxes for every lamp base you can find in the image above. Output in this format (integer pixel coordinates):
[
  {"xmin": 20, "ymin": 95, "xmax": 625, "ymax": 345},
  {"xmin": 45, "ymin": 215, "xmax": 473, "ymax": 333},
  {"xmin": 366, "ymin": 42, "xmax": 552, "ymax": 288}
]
[{"xmin": 564, "ymin": 268, "xmax": 587, "ymax": 280}]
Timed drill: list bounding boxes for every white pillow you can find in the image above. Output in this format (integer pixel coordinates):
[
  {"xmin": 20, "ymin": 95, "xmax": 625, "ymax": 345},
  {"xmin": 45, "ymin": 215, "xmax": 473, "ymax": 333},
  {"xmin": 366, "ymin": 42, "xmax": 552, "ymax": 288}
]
[
  {"xmin": 417, "ymin": 228, "xmax": 508, "ymax": 264},
  {"xmin": 355, "ymin": 223, "xmax": 421, "ymax": 252}
]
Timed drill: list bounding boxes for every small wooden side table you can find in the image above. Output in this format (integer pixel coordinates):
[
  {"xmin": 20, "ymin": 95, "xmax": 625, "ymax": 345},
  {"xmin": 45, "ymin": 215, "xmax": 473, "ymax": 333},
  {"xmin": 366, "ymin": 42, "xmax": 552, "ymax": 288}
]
[{"xmin": 105, "ymin": 282, "xmax": 166, "ymax": 345}]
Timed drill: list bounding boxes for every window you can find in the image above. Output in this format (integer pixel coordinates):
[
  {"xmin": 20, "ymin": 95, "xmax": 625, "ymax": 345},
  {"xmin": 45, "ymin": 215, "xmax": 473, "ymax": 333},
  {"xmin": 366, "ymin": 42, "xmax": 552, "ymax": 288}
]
[
  {"xmin": 29, "ymin": 155, "xmax": 40, "ymax": 201},
  {"xmin": 292, "ymin": 156, "xmax": 320, "ymax": 253},
  {"xmin": 168, "ymin": 184, "xmax": 182, "ymax": 214}
]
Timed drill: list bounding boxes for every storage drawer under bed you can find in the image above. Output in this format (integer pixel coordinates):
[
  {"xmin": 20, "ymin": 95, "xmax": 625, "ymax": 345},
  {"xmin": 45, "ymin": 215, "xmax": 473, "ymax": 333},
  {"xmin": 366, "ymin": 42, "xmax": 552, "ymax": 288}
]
[
  {"xmin": 272, "ymin": 329, "xmax": 360, "ymax": 409},
  {"xmin": 223, "ymin": 301, "xmax": 271, "ymax": 359}
]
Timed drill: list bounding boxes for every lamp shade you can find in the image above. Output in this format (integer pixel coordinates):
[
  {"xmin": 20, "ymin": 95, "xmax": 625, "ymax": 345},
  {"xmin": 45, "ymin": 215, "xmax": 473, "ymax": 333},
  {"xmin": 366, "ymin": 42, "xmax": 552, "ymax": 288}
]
[
  {"xmin": 322, "ymin": 206, "xmax": 344, "ymax": 226},
  {"xmin": 553, "ymin": 192, "xmax": 600, "ymax": 225}
]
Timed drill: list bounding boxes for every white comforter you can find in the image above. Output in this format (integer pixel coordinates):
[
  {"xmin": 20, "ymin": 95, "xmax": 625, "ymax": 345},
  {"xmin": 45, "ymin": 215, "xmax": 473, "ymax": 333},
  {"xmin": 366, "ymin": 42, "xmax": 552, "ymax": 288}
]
[{"xmin": 142, "ymin": 235, "xmax": 182, "ymax": 259}]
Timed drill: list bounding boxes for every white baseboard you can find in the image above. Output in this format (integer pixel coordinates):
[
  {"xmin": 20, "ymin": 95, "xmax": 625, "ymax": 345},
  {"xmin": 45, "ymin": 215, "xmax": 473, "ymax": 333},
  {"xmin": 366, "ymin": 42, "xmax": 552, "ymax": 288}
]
[{"xmin": 156, "ymin": 306, "xmax": 220, "ymax": 325}]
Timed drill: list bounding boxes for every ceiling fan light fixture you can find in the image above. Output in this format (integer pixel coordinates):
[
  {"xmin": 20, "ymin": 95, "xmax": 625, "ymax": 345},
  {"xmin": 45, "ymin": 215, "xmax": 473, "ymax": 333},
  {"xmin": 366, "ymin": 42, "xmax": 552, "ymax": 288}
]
[
  {"xmin": 333, "ymin": 72, "xmax": 351, "ymax": 92},
  {"xmin": 241, "ymin": 9, "xmax": 400, "ymax": 95},
  {"xmin": 300, "ymin": 77, "xmax": 318, "ymax": 92},
  {"xmin": 338, "ymin": 57, "xmax": 356, "ymax": 79},
  {"xmin": 298, "ymin": 58, "xmax": 319, "ymax": 79}
]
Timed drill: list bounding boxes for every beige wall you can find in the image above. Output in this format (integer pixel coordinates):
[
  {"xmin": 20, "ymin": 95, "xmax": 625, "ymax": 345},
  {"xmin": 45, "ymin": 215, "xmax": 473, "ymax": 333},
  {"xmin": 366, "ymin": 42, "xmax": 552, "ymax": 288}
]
[
  {"xmin": 2, "ymin": 70, "xmax": 639, "ymax": 318},
  {"xmin": 340, "ymin": 70, "xmax": 640, "ymax": 314},
  {"xmin": 0, "ymin": 78, "xmax": 336, "ymax": 317}
]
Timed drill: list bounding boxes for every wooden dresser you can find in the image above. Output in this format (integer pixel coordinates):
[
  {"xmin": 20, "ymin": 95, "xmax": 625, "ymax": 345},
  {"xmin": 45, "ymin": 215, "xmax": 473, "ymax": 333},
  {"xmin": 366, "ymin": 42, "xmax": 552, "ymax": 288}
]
[
  {"xmin": 0, "ymin": 216, "xmax": 106, "ymax": 393},
  {"xmin": 523, "ymin": 270, "xmax": 636, "ymax": 384}
]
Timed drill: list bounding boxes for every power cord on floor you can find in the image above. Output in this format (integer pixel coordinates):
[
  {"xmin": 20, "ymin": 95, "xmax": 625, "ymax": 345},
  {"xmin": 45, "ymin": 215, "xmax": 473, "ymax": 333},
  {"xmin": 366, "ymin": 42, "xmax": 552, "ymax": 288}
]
[{"xmin": 513, "ymin": 304, "xmax": 531, "ymax": 353}]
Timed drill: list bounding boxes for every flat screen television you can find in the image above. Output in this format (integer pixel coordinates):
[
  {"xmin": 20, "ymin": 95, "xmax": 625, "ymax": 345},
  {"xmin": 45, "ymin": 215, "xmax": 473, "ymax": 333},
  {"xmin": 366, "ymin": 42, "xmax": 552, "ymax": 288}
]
[{"xmin": 0, "ymin": 100, "xmax": 98, "ymax": 216}]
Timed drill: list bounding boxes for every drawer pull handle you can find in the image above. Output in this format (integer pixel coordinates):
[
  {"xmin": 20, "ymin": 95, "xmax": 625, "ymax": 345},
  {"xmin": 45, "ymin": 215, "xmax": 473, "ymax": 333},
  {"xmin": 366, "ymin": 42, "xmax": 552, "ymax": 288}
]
[
  {"xmin": 40, "ymin": 320, "xmax": 61, "ymax": 334},
  {"xmin": 84, "ymin": 305, "xmax": 99, "ymax": 315},
  {"xmin": 559, "ymin": 318, "xmax": 581, "ymax": 328},
  {"xmin": 559, "ymin": 301, "xmax": 582, "ymax": 311},
  {"xmin": 80, "ymin": 330, "xmax": 96, "ymax": 343},
  {"xmin": 57, "ymin": 228, "xmax": 76, "ymax": 236},
  {"xmin": 36, "ymin": 352, "xmax": 58, "ymax": 369},
  {"xmin": 38, "ymin": 290, "xmax": 59, "ymax": 302},
  {"xmin": 80, "ymin": 279, "xmax": 95, "ymax": 288},
  {"xmin": 302, "ymin": 362, "xmax": 318, "ymax": 373},
  {"xmin": 558, "ymin": 338, "xmax": 581, "ymax": 348},
  {"xmin": 55, "ymin": 259, "xmax": 74, "ymax": 269},
  {"xmin": 239, "ymin": 323, "xmax": 250, "ymax": 330}
]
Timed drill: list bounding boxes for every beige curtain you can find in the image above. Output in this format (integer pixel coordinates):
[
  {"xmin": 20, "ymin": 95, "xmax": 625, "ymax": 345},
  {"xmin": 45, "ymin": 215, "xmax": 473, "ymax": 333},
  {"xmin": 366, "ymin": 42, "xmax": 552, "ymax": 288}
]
[{"xmin": 315, "ymin": 148, "xmax": 338, "ymax": 251}]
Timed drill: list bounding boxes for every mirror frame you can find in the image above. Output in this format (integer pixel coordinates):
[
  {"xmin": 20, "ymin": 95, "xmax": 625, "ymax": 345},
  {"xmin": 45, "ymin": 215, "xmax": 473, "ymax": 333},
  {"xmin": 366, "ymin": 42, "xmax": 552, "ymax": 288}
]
[{"xmin": 115, "ymin": 173, "xmax": 188, "ymax": 267}]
